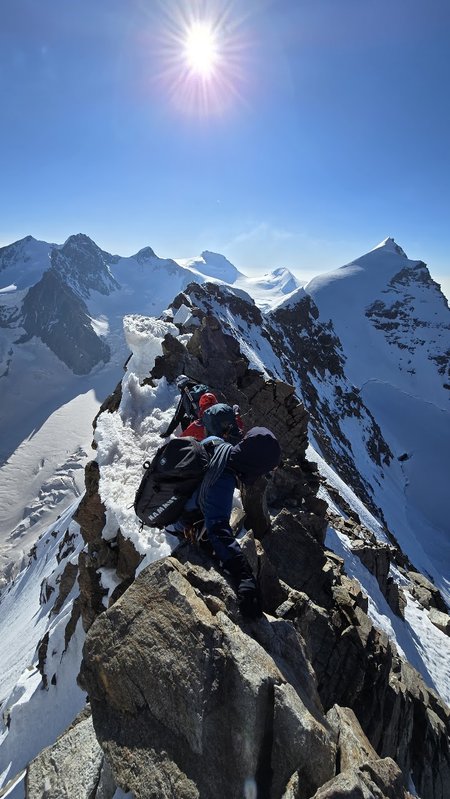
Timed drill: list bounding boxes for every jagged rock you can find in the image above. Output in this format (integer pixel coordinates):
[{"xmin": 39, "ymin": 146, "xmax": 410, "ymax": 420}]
[
  {"xmin": 262, "ymin": 509, "xmax": 333, "ymax": 608},
  {"xmin": 64, "ymin": 596, "xmax": 82, "ymax": 650},
  {"xmin": 428, "ymin": 608, "xmax": 450, "ymax": 636},
  {"xmin": 37, "ymin": 631, "xmax": 50, "ymax": 689},
  {"xmin": 240, "ymin": 476, "xmax": 272, "ymax": 538},
  {"xmin": 74, "ymin": 461, "xmax": 106, "ymax": 545},
  {"xmin": 288, "ymin": 570, "xmax": 450, "ymax": 799},
  {"xmin": 92, "ymin": 379, "xmax": 124, "ymax": 444},
  {"xmin": 39, "ymin": 577, "xmax": 54, "ymax": 605},
  {"xmin": 385, "ymin": 577, "xmax": 406, "ymax": 619},
  {"xmin": 78, "ymin": 551, "xmax": 108, "ymax": 631},
  {"xmin": 350, "ymin": 541, "xmax": 391, "ymax": 595},
  {"xmin": 270, "ymin": 682, "xmax": 336, "ymax": 799},
  {"xmin": 21, "ymin": 266, "xmax": 111, "ymax": 374},
  {"xmin": 51, "ymin": 560, "xmax": 78, "ymax": 615},
  {"xmin": 116, "ymin": 529, "xmax": 142, "ymax": 579},
  {"xmin": 308, "ymin": 757, "xmax": 408, "ymax": 799},
  {"xmin": 79, "ymin": 556, "xmax": 336, "ymax": 799},
  {"xmin": 407, "ymin": 571, "xmax": 448, "ymax": 612},
  {"xmin": 327, "ymin": 512, "xmax": 406, "ymax": 617},
  {"xmin": 326, "ymin": 705, "xmax": 378, "ymax": 771},
  {"xmin": 26, "ymin": 710, "xmax": 116, "ymax": 799},
  {"xmin": 56, "ymin": 529, "xmax": 77, "ymax": 563}
]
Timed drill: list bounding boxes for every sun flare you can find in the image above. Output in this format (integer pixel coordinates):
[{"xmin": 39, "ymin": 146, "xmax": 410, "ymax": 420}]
[
  {"xmin": 184, "ymin": 23, "xmax": 218, "ymax": 77},
  {"xmin": 153, "ymin": 2, "xmax": 247, "ymax": 116}
]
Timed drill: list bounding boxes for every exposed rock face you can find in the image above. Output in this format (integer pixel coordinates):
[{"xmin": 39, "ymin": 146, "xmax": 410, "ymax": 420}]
[
  {"xmin": 52, "ymin": 234, "xmax": 119, "ymax": 299},
  {"xmin": 73, "ymin": 301, "xmax": 450, "ymax": 799},
  {"xmin": 365, "ymin": 262, "xmax": 450, "ymax": 390},
  {"xmin": 309, "ymin": 757, "xmax": 409, "ymax": 799},
  {"xmin": 26, "ymin": 709, "xmax": 116, "ymax": 799},
  {"xmin": 285, "ymin": 585, "xmax": 450, "ymax": 799},
  {"xmin": 407, "ymin": 571, "xmax": 448, "ymax": 613},
  {"xmin": 428, "ymin": 609, "xmax": 450, "ymax": 637},
  {"xmin": 72, "ymin": 460, "xmax": 143, "ymax": 632},
  {"xmin": 21, "ymin": 267, "xmax": 110, "ymax": 374},
  {"xmin": 162, "ymin": 282, "xmax": 393, "ymax": 524},
  {"xmin": 80, "ymin": 556, "xmax": 337, "ymax": 799},
  {"xmin": 79, "ymin": 527, "xmax": 450, "ymax": 798},
  {"xmin": 327, "ymin": 511, "xmax": 407, "ymax": 617}
]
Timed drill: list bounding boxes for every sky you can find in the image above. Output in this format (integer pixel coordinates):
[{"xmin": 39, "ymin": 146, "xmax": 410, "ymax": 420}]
[{"xmin": 1, "ymin": 0, "xmax": 450, "ymax": 296}]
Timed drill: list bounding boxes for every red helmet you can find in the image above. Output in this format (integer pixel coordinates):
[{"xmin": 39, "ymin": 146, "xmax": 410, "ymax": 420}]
[{"xmin": 199, "ymin": 392, "xmax": 218, "ymax": 414}]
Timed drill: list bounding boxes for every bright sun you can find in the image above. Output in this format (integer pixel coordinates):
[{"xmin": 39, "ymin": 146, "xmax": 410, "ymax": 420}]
[{"xmin": 184, "ymin": 23, "xmax": 218, "ymax": 77}]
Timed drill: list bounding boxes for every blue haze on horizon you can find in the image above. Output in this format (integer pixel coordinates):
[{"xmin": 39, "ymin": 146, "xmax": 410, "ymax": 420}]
[{"xmin": 1, "ymin": 0, "xmax": 450, "ymax": 297}]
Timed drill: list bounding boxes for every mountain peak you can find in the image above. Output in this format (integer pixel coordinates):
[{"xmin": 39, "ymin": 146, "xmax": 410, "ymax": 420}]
[
  {"xmin": 371, "ymin": 237, "xmax": 408, "ymax": 258},
  {"xmin": 134, "ymin": 246, "xmax": 157, "ymax": 262},
  {"xmin": 63, "ymin": 233, "xmax": 98, "ymax": 249}
]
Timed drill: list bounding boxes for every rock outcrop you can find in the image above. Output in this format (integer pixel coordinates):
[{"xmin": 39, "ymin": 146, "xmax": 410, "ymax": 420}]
[
  {"xmin": 26, "ymin": 708, "xmax": 116, "ymax": 799},
  {"xmin": 74, "ymin": 310, "xmax": 450, "ymax": 799},
  {"xmin": 80, "ymin": 556, "xmax": 337, "ymax": 799}
]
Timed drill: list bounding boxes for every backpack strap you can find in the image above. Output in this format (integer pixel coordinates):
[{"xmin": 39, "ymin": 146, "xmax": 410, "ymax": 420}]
[
  {"xmin": 198, "ymin": 442, "xmax": 233, "ymax": 511},
  {"xmin": 160, "ymin": 396, "xmax": 185, "ymax": 438}
]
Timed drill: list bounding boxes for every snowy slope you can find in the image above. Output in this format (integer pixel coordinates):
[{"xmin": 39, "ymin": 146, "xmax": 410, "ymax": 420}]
[
  {"xmin": 167, "ymin": 281, "xmax": 450, "ymax": 605},
  {"xmin": 1, "ymin": 307, "xmax": 449, "ymax": 798},
  {"xmin": 299, "ymin": 238, "xmax": 450, "ymax": 600},
  {"xmin": 1, "ymin": 232, "xmax": 449, "ymax": 610},
  {"xmin": 0, "ymin": 501, "xmax": 87, "ymax": 792},
  {"xmin": 234, "ymin": 267, "xmax": 303, "ymax": 312},
  {"xmin": 0, "ymin": 239, "xmax": 208, "ymax": 584},
  {"xmin": 174, "ymin": 250, "xmax": 242, "ymax": 283},
  {"xmin": 304, "ymin": 237, "xmax": 449, "ymax": 409},
  {"xmin": 0, "ymin": 236, "xmax": 54, "ymax": 292},
  {"xmin": 309, "ymin": 444, "xmax": 450, "ymax": 705},
  {"xmin": 0, "ymin": 339, "xmax": 121, "ymax": 586}
]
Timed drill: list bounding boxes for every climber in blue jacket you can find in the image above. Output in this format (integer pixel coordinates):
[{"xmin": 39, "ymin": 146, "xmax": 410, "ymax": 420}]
[{"xmin": 168, "ymin": 427, "xmax": 281, "ymax": 619}]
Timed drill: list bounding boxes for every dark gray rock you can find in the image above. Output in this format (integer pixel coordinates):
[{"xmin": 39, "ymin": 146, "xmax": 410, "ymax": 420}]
[
  {"xmin": 308, "ymin": 757, "xmax": 409, "ymax": 799},
  {"xmin": 26, "ymin": 712, "xmax": 116, "ymax": 799},
  {"xmin": 21, "ymin": 267, "xmax": 110, "ymax": 374},
  {"xmin": 79, "ymin": 556, "xmax": 336, "ymax": 799}
]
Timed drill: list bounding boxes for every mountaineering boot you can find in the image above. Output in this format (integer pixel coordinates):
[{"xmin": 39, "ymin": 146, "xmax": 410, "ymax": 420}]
[
  {"xmin": 238, "ymin": 590, "xmax": 263, "ymax": 620},
  {"xmin": 206, "ymin": 522, "xmax": 263, "ymax": 619},
  {"xmin": 236, "ymin": 574, "xmax": 263, "ymax": 619}
]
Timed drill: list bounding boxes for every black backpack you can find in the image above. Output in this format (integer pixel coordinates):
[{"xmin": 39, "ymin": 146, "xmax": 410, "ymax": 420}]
[
  {"xmin": 134, "ymin": 437, "xmax": 210, "ymax": 528},
  {"xmin": 181, "ymin": 382, "xmax": 210, "ymax": 422},
  {"xmin": 202, "ymin": 403, "xmax": 242, "ymax": 444}
]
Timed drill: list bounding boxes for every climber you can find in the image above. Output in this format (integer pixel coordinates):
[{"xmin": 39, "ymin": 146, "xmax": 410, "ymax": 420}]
[
  {"xmin": 181, "ymin": 396, "xmax": 244, "ymax": 444},
  {"xmin": 180, "ymin": 392, "xmax": 219, "ymax": 441},
  {"xmin": 167, "ymin": 427, "xmax": 281, "ymax": 619},
  {"xmin": 160, "ymin": 375, "xmax": 210, "ymax": 438}
]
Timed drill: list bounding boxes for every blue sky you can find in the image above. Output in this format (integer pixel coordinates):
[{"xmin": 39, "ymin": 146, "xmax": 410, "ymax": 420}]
[{"xmin": 1, "ymin": 0, "xmax": 450, "ymax": 294}]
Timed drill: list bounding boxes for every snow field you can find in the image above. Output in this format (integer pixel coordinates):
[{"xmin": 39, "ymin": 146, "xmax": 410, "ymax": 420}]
[{"xmin": 0, "ymin": 501, "xmax": 87, "ymax": 791}]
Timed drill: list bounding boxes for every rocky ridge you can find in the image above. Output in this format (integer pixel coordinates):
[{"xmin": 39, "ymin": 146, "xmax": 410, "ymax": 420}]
[
  {"xmin": 22, "ymin": 302, "xmax": 449, "ymax": 799},
  {"xmin": 166, "ymin": 282, "xmax": 394, "ymax": 523}
]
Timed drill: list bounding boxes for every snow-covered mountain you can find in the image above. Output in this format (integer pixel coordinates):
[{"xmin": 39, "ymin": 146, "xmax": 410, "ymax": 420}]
[
  {"xmin": 1, "ymin": 293, "xmax": 449, "ymax": 798},
  {"xmin": 1, "ymin": 233, "xmax": 448, "ymax": 591},
  {"xmin": 0, "ymin": 235, "xmax": 226, "ymax": 583},
  {"xmin": 0, "ymin": 235, "xmax": 305, "ymax": 584}
]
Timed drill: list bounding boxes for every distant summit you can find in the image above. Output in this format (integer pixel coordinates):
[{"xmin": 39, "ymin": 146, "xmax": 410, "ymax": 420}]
[
  {"xmin": 371, "ymin": 237, "xmax": 408, "ymax": 258},
  {"xmin": 175, "ymin": 250, "xmax": 241, "ymax": 283},
  {"xmin": 134, "ymin": 246, "xmax": 157, "ymax": 263}
]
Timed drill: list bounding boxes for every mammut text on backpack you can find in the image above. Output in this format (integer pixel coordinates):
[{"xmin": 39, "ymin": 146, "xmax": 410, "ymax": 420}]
[{"xmin": 134, "ymin": 437, "xmax": 210, "ymax": 528}]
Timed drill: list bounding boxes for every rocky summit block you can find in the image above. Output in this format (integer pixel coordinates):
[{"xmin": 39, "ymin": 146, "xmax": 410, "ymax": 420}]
[{"xmin": 79, "ymin": 555, "xmax": 337, "ymax": 799}]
